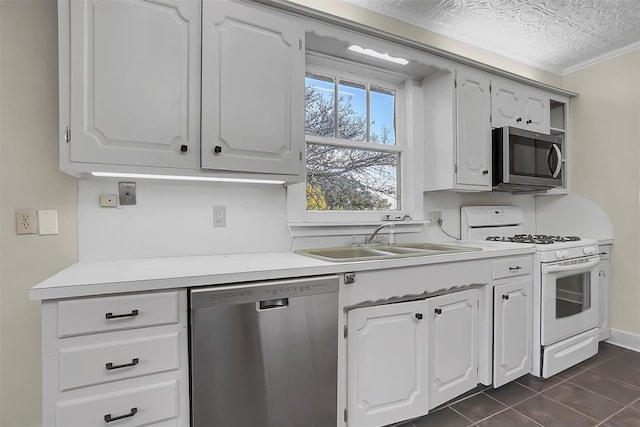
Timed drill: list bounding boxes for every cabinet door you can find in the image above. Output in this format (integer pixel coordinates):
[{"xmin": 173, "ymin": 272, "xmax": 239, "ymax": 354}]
[
  {"xmin": 347, "ymin": 300, "xmax": 428, "ymax": 427},
  {"xmin": 428, "ymin": 289, "xmax": 478, "ymax": 408},
  {"xmin": 520, "ymin": 89, "xmax": 550, "ymax": 134},
  {"xmin": 68, "ymin": 0, "xmax": 200, "ymax": 168},
  {"xmin": 201, "ymin": 0, "xmax": 304, "ymax": 176},
  {"xmin": 493, "ymin": 279, "xmax": 532, "ymax": 388},
  {"xmin": 598, "ymin": 257, "xmax": 611, "ymax": 341},
  {"xmin": 491, "ymin": 79, "xmax": 521, "ymax": 129},
  {"xmin": 455, "ymin": 70, "xmax": 491, "ymax": 187}
]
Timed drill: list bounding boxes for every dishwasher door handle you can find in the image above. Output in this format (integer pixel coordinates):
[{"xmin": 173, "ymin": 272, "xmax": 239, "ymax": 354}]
[{"xmin": 258, "ymin": 298, "xmax": 289, "ymax": 310}]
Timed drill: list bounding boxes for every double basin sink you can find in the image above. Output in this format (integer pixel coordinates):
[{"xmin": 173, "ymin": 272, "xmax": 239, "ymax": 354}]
[{"xmin": 296, "ymin": 242, "xmax": 482, "ymax": 262}]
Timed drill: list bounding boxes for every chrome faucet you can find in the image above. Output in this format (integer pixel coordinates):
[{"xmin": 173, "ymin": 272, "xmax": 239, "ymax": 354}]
[{"xmin": 364, "ymin": 223, "xmax": 394, "ymax": 245}]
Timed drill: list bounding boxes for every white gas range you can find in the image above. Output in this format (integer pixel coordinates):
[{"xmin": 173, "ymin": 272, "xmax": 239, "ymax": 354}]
[{"xmin": 461, "ymin": 206, "xmax": 601, "ymax": 378}]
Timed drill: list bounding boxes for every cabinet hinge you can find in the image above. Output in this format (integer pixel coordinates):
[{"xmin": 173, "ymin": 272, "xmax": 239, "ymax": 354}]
[
  {"xmin": 343, "ymin": 325, "xmax": 348, "ymax": 339},
  {"xmin": 299, "ymin": 38, "xmax": 303, "ymax": 50},
  {"xmin": 299, "ymin": 150, "xmax": 303, "ymax": 162},
  {"xmin": 64, "ymin": 126, "xmax": 71, "ymax": 143},
  {"xmin": 344, "ymin": 408, "xmax": 348, "ymax": 422},
  {"xmin": 454, "ymin": 163, "xmax": 458, "ymax": 173},
  {"xmin": 454, "ymin": 79, "xmax": 457, "ymax": 89}
]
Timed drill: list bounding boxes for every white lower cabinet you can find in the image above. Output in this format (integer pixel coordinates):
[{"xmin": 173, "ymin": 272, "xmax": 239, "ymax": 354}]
[
  {"xmin": 428, "ymin": 289, "xmax": 478, "ymax": 408},
  {"xmin": 493, "ymin": 279, "xmax": 533, "ymax": 387},
  {"xmin": 40, "ymin": 291, "xmax": 190, "ymax": 427},
  {"xmin": 347, "ymin": 300, "xmax": 429, "ymax": 427},
  {"xmin": 346, "ymin": 289, "xmax": 478, "ymax": 427}
]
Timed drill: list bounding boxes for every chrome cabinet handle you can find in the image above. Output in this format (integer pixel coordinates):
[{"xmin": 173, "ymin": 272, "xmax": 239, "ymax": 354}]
[
  {"xmin": 502, "ymin": 294, "xmax": 510, "ymax": 300},
  {"xmin": 509, "ymin": 266, "xmax": 522, "ymax": 271},
  {"xmin": 105, "ymin": 358, "xmax": 139, "ymax": 371},
  {"xmin": 104, "ymin": 407, "xmax": 137, "ymax": 423},
  {"xmin": 105, "ymin": 309, "xmax": 139, "ymax": 319},
  {"xmin": 434, "ymin": 308, "xmax": 442, "ymax": 315},
  {"xmin": 415, "ymin": 313, "xmax": 423, "ymax": 320}
]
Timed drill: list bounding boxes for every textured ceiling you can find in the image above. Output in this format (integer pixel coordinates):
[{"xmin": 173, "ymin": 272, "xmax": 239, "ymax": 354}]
[{"xmin": 340, "ymin": 0, "xmax": 640, "ymax": 74}]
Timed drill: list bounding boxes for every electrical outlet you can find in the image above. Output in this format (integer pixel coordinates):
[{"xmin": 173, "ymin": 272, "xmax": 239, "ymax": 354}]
[
  {"xmin": 16, "ymin": 208, "xmax": 37, "ymax": 234},
  {"xmin": 119, "ymin": 182, "xmax": 137, "ymax": 205},
  {"xmin": 100, "ymin": 194, "xmax": 118, "ymax": 207},
  {"xmin": 427, "ymin": 211, "xmax": 442, "ymax": 226},
  {"xmin": 213, "ymin": 206, "xmax": 226, "ymax": 228}
]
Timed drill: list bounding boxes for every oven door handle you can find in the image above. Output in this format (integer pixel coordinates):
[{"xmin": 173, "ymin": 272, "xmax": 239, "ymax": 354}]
[{"xmin": 543, "ymin": 257, "xmax": 599, "ymax": 273}]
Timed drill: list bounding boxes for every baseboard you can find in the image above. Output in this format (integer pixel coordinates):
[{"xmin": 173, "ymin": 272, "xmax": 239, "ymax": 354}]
[{"xmin": 607, "ymin": 328, "xmax": 640, "ymax": 352}]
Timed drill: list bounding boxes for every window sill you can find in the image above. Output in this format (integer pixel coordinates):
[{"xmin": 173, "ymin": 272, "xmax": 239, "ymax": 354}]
[{"xmin": 287, "ymin": 220, "xmax": 425, "ymax": 237}]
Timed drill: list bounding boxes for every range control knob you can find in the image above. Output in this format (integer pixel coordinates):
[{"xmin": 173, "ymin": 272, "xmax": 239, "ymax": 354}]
[
  {"xmin": 555, "ymin": 250, "xmax": 569, "ymax": 259},
  {"xmin": 583, "ymin": 246, "xmax": 597, "ymax": 255}
]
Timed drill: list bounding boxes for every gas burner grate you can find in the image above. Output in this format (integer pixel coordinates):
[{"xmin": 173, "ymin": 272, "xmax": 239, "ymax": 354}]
[{"xmin": 486, "ymin": 234, "xmax": 582, "ymax": 244}]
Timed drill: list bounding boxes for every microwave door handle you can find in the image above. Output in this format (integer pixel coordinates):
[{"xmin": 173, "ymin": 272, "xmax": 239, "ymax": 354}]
[{"xmin": 551, "ymin": 144, "xmax": 562, "ymax": 178}]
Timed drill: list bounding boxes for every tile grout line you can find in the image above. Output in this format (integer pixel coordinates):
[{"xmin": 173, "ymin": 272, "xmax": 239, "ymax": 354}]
[
  {"xmin": 535, "ymin": 392, "xmax": 606, "ymax": 424},
  {"xmin": 565, "ymin": 375, "xmax": 640, "ymax": 406}
]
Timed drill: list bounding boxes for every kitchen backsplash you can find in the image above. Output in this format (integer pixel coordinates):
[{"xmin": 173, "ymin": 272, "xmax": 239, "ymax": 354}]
[{"xmin": 77, "ymin": 179, "xmax": 537, "ymax": 261}]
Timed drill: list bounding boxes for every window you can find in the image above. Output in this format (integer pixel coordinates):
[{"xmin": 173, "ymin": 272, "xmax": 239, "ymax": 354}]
[
  {"xmin": 304, "ymin": 70, "xmax": 402, "ymax": 212},
  {"xmin": 287, "ymin": 54, "xmax": 422, "ymax": 227}
]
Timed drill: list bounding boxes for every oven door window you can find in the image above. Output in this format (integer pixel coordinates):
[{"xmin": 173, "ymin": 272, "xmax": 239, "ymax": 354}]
[{"xmin": 555, "ymin": 272, "xmax": 591, "ymax": 318}]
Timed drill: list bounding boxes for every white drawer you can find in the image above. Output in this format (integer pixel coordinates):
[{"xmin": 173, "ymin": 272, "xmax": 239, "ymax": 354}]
[
  {"xmin": 59, "ymin": 333, "xmax": 180, "ymax": 391},
  {"xmin": 58, "ymin": 292, "xmax": 179, "ymax": 337},
  {"xmin": 57, "ymin": 381, "xmax": 178, "ymax": 427},
  {"xmin": 492, "ymin": 257, "xmax": 532, "ymax": 280}
]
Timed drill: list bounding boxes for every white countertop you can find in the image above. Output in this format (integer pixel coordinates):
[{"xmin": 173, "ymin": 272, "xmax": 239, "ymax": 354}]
[{"xmin": 30, "ymin": 242, "xmax": 536, "ymax": 301}]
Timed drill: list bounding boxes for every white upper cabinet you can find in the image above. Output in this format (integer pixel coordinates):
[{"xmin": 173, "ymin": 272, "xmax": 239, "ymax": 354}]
[
  {"xmin": 201, "ymin": 0, "xmax": 305, "ymax": 177},
  {"xmin": 492, "ymin": 78, "xmax": 550, "ymax": 134},
  {"xmin": 66, "ymin": 0, "xmax": 201, "ymax": 169},
  {"xmin": 347, "ymin": 300, "xmax": 429, "ymax": 427},
  {"xmin": 455, "ymin": 69, "xmax": 492, "ymax": 187},
  {"xmin": 423, "ymin": 68, "xmax": 492, "ymax": 191}
]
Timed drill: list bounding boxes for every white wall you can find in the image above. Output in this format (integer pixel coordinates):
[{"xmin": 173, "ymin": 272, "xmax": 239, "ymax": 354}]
[
  {"xmin": 78, "ymin": 179, "xmax": 292, "ymax": 260},
  {"xmin": 0, "ymin": 1, "xmax": 78, "ymax": 426},
  {"xmin": 562, "ymin": 49, "xmax": 640, "ymax": 337}
]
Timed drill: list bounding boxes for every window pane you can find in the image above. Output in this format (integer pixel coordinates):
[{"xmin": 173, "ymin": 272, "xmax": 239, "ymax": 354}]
[
  {"xmin": 306, "ymin": 144, "xmax": 398, "ymax": 211},
  {"xmin": 305, "ymin": 73, "xmax": 335, "ymax": 138},
  {"xmin": 370, "ymin": 86, "xmax": 396, "ymax": 145},
  {"xmin": 337, "ymin": 80, "xmax": 367, "ymax": 141}
]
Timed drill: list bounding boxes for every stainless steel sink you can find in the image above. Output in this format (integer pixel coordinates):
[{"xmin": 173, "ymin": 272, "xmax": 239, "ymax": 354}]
[{"xmin": 295, "ymin": 243, "xmax": 481, "ymax": 262}]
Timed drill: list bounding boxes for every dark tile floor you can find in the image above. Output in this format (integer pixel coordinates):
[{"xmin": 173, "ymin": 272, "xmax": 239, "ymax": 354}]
[{"xmin": 394, "ymin": 342, "xmax": 640, "ymax": 427}]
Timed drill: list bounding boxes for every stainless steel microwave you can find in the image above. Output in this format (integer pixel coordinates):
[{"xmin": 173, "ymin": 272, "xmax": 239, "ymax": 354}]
[{"xmin": 492, "ymin": 126, "xmax": 564, "ymax": 193}]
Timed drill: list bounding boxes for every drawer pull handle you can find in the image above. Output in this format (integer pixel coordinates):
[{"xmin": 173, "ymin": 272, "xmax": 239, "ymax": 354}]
[
  {"xmin": 509, "ymin": 266, "xmax": 522, "ymax": 271},
  {"xmin": 502, "ymin": 294, "xmax": 510, "ymax": 300},
  {"xmin": 106, "ymin": 358, "xmax": 139, "ymax": 371},
  {"xmin": 105, "ymin": 309, "xmax": 139, "ymax": 320},
  {"xmin": 434, "ymin": 308, "xmax": 442, "ymax": 315},
  {"xmin": 415, "ymin": 313, "xmax": 423, "ymax": 320},
  {"xmin": 104, "ymin": 407, "xmax": 137, "ymax": 423}
]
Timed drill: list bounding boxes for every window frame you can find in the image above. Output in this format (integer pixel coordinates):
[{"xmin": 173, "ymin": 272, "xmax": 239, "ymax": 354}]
[{"xmin": 287, "ymin": 53, "xmax": 423, "ymax": 226}]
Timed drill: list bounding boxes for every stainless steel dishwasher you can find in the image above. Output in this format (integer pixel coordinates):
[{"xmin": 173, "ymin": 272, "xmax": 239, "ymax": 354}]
[{"xmin": 190, "ymin": 275, "xmax": 339, "ymax": 427}]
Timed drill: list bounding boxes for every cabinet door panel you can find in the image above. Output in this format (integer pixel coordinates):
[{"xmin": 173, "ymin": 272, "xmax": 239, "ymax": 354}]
[
  {"xmin": 493, "ymin": 279, "xmax": 532, "ymax": 387},
  {"xmin": 347, "ymin": 300, "xmax": 428, "ymax": 427},
  {"xmin": 455, "ymin": 70, "xmax": 491, "ymax": 186},
  {"xmin": 522, "ymin": 91, "xmax": 550, "ymax": 133},
  {"xmin": 201, "ymin": 1, "xmax": 304, "ymax": 176},
  {"xmin": 598, "ymin": 258, "xmax": 610, "ymax": 341},
  {"xmin": 428, "ymin": 289, "xmax": 478, "ymax": 408},
  {"xmin": 69, "ymin": 0, "xmax": 200, "ymax": 168},
  {"xmin": 491, "ymin": 81, "xmax": 520, "ymax": 128}
]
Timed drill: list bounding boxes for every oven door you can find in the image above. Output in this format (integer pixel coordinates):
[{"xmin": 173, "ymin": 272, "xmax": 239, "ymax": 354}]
[{"xmin": 541, "ymin": 255, "xmax": 600, "ymax": 346}]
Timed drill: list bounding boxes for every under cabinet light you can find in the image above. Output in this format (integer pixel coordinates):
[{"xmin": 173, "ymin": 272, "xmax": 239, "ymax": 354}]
[
  {"xmin": 347, "ymin": 45, "xmax": 409, "ymax": 65},
  {"xmin": 90, "ymin": 172, "xmax": 285, "ymax": 185}
]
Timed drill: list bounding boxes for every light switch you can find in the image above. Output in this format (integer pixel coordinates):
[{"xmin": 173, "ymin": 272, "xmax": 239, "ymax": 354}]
[{"xmin": 38, "ymin": 210, "xmax": 59, "ymax": 235}]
